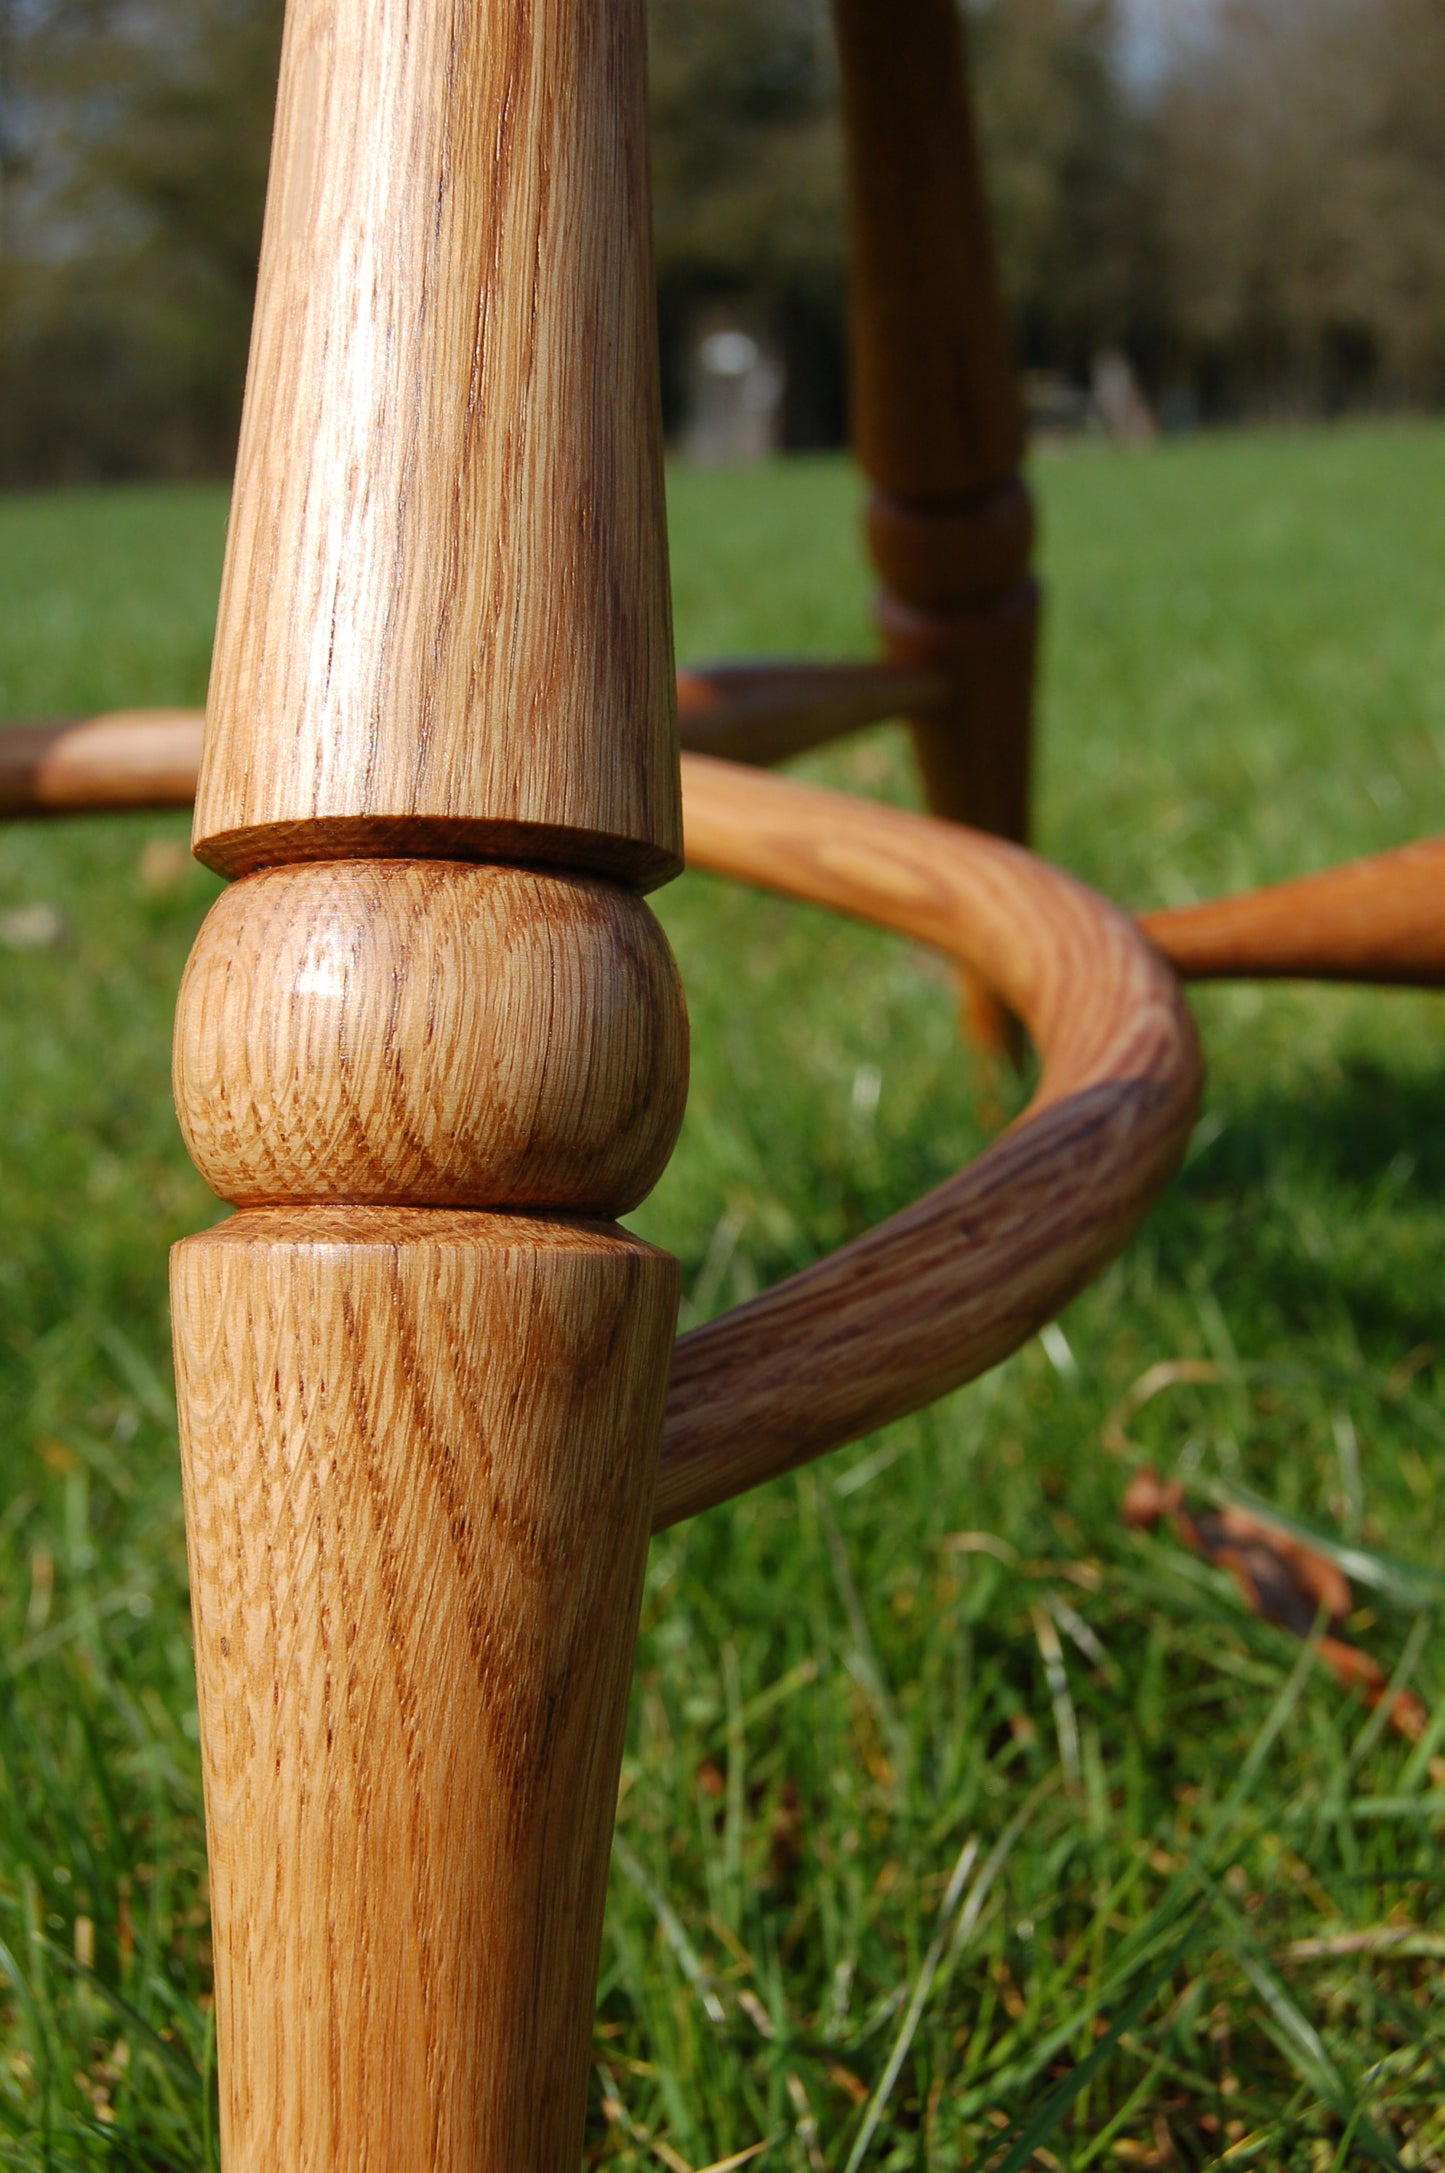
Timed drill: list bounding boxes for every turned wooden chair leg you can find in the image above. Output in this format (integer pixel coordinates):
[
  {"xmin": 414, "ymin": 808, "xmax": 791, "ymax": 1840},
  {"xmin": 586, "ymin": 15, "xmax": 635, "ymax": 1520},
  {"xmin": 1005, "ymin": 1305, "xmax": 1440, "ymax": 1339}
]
[
  {"xmin": 167, "ymin": 0, "xmax": 684, "ymax": 2164},
  {"xmin": 5, "ymin": 5, "xmax": 1442, "ymax": 2156},
  {"xmin": 833, "ymin": 0, "xmax": 1039, "ymax": 1063}
]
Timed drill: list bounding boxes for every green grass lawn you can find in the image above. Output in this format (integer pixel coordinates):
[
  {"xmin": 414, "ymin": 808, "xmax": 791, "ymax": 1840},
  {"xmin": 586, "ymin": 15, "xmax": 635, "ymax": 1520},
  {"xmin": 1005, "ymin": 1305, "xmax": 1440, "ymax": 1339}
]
[{"xmin": 1, "ymin": 422, "xmax": 1444, "ymax": 2168}]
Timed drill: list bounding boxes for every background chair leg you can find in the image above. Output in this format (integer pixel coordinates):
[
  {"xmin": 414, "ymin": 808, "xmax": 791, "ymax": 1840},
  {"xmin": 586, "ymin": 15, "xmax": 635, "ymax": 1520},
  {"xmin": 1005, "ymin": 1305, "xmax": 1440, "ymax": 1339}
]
[
  {"xmin": 833, "ymin": 0, "xmax": 1038, "ymax": 1065},
  {"xmin": 167, "ymin": 0, "xmax": 685, "ymax": 2161}
]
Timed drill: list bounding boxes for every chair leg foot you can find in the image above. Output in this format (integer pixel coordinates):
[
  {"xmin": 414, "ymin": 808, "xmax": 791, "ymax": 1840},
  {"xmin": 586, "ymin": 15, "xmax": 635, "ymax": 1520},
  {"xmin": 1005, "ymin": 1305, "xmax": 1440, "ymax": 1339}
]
[{"xmin": 173, "ymin": 1208, "xmax": 677, "ymax": 2169}]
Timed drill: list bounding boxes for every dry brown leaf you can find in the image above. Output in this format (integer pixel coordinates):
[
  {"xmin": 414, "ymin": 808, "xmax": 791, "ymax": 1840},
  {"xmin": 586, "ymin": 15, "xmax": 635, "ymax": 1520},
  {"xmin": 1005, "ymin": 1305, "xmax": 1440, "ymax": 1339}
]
[{"xmin": 1124, "ymin": 1468, "xmax": 1428, "ymax": 1746}]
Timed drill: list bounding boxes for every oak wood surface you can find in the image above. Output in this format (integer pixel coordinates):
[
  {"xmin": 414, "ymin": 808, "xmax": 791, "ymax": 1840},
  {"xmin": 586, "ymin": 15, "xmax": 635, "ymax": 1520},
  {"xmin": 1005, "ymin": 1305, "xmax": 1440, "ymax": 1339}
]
[
  {"xmin": 173, "ymin": 860, "xmax": 688, "ymax": 1213},
  {"xmin": 675, "ymin": 659, "xmax": 946, "ymax": 765},
  {"xmin": 8, "ymin": 701, "xmax": 1439, "ymax": 2141},
  {"xmin": 0, "ymin": 657, "xmax": 943, "ymax": 815},
  {"xmin": 876, "ymin": 583, "xmax": 1038, "ymax": 850},
  {"xmin": 1139, "ymin": 836, "xmax": 1445, "ymax": 985},
  {"xmin": 652, "ymin": 755, "xmax": 1203, "ymax": 1528},
  {"xmin": 833, "ymin": 0, "xmax": 1038, "ymax": 1062},
  {"xmin": 192, "ymin": 0, "xmax": 679, "ymax": 887},
  {"xmin": 165, "ymin": 0, "xmax": 687, "ymax": 2162},
  {"xmin": 866, "ymin": 480, "xmax": 1035, "ymax": 612},
  {"xmin": 174, "ymin": 1207, "xmax": 676, "ymax": 2172}
]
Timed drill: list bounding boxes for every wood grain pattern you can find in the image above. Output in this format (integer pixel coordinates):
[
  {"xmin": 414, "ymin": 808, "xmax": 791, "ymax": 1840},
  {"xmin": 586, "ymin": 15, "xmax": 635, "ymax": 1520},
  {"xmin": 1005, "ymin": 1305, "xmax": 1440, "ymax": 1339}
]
[
  {"xmin": 167, "ymin": 0, "xmax": 686, "ymax": 2160},
  {"xmin": 1140, "ymin": 836, "xmax": 1445, "ymax": 985},
  {"xmin": 173, "ymin": 861, "xmax": 688, "ymax": 1213},
  {"xmin": 173, "ymin": 1207, "xmax": 676, "ymax": 2172},
  {"xmin": 192, "ymin": 0, "xmax": 679, "ymax": 887},
  {"xmin": 3, "ymin": 657, "xmax": 942, "ymax": 818},
  {"xmin": 653, "ymin": 754, "xmax": 1202, "ymax": 1529},
  {"xmin": 5, "ymin": 710, "xmax": 1442, "ymax": 991}
]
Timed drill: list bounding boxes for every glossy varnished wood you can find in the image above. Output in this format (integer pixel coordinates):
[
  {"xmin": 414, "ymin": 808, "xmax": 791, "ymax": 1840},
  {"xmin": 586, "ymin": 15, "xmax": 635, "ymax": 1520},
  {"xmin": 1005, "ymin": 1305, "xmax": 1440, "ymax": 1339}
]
[
  {"xmin": 174, "ymin": 1208, "xmax": 676, "ymax": 2171},
  {"xmin": 1, "ymin": 657, "xmax": 945, "ymax": 815},
  {"xmin": 652, "ymin": 755, "xmax": 1203, "ymax": 1528},
  {"xmin": 192, "ymin": 0, "xmax": 679, "ymax": 886},
  {"xmin": 7, "ymin": 0, "xmax": 1437, "ymax": 2146},
  {"xmin": 173, "ymin": 861, "xmax": 688, "ymax": 1213},
  {"xmin": 166, "ymin": 0, "xmax": 687, "ymax": 2163}
]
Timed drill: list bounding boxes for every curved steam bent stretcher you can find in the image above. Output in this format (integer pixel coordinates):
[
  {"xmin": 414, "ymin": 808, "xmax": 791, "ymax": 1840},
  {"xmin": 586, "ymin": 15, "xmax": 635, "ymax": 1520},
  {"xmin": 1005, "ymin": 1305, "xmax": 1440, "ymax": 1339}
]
[
  {"xmin": 7, "ymin": 705, "xmax": 1443, "ymax": 1538},
  {"xmin": 3, "ymin": 675, "xmax": 1443, "ymax": 2173},
  {"xmin": 0, "ymin": 703, "xmax": 1204, "ymax": 1520},
  {"xmin": 659, "ymin": 754, "xmax": 1201, "ymax": 1526}
]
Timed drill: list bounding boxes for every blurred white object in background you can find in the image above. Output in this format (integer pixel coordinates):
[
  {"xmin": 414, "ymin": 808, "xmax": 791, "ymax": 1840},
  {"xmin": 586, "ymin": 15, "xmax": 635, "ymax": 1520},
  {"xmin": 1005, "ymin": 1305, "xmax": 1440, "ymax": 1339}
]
[
  {"xmin": 683, "ymin": 307, "xmax": 785, "ymax": 466},
  {"xmin": 1092, "ymin": 348, "xmax": 1158, "ymax": 445}
]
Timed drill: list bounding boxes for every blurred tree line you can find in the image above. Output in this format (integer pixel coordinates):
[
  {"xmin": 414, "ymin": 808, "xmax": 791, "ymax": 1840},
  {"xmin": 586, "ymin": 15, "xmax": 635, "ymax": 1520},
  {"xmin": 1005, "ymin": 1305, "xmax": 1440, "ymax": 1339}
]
[{"xmin": 0, "ymin": 0, "xmax": 1442, "ymax": 483}]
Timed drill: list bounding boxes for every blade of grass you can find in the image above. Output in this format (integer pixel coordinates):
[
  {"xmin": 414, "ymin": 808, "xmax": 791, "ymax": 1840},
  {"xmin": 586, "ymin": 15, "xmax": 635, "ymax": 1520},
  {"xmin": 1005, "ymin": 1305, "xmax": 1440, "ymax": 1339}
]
[
  {"xmin": 815, "ymin": 1481, "xmax": 907, "ymax": 1787},
  {"xmin": 1216, "ymin": 1894, "xmax": 1407, "ymax": 2171},
  {"xmin": 612, "ymin": 1834, "xmax": 727, "ymax": 2028},
  {"xmin": 843, "ymin": 1780, "xmax": 1052, "ymax": 2173},
  {"xmin": 960, "ymin": 1624, "xmax": 1330, "ymax": 2110},
  {"xmin": 983, "ymin": 1912, "xmax": 1206, "ymax": 2173},
  {"xmin": 1030, "ymin": 1603, "xmax": 1081, "ymax": 1790}
]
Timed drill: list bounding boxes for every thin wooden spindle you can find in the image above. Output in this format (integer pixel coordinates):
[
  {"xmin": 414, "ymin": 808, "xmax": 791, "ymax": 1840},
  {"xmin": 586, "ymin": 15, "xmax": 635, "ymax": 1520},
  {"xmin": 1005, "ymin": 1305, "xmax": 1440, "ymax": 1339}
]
[
  {"xmin": 833, "ymin": 0, "xmax": 1038, "ymax": 1054},
  {"xmin": 167, "ymin": 1, "xmax": 684, "ymax": 2165},
  {"xmin": 0, "ymin": 711, "xmax": 203, "ymax": 810},
  {"xmin": 673, "ymin": 658, "xmax": 945, "ymax": 764}
]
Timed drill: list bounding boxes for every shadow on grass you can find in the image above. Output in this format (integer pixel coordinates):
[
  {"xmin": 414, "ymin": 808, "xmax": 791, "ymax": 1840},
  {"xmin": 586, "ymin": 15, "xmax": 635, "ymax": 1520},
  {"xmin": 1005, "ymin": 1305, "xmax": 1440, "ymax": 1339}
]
[
  {"xmin": 1192, "ymin": 1055, "xmax": 1445, "ymax": 1198},
  {"xmin": 1145, "ymin": 1054, "xmax": 1445, "ymax": 1360}
]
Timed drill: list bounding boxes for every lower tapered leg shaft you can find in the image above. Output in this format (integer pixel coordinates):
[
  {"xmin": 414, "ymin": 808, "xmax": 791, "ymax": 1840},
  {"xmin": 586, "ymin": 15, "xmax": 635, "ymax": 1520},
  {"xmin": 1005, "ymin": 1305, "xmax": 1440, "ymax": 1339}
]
[
  {"xmin": 174, "ymin": 1210, "xmax": 675, "ymax": 2167},
  {"xmin": 878, "ymin": 568, "xmax": 1038, "ymax": 1065}
]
